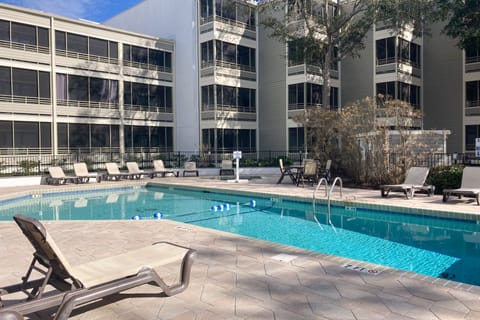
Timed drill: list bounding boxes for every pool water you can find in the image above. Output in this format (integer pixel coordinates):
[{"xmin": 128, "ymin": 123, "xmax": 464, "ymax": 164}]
[{"xmin": 1, "ymin": 185, "xmax": 480, "ymax": 286}]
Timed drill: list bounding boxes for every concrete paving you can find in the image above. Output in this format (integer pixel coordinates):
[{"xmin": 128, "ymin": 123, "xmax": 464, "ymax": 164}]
[{"xmin": 1, "ymin": 175, "xmax": 480, "ymax": 319}]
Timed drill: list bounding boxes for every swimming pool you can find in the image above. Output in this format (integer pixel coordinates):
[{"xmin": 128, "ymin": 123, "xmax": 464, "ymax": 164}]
[{"xmin": 1, "ymin": 185, "xmax": 480, "ymax": 287}]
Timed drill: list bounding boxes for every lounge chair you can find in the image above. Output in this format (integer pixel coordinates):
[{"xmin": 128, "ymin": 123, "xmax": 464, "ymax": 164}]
[
  {"xmin": 46, "ymin": 167, "xmax": 79, "ymax": 185},
  {"xmin": 183, "ymin": 161, "xmax": 199, "ymax": 177},
  {"xmin": 151, "ymin": 160, "xmax": 179, "ymax": 177},
  {"xmin": 104, "ymin": 162, "xmax": 134, "ymax": 181},
  {"xmin": 277, "ymin": 158, "xmax": 296, "ymax": 184},
  {"xmin": 126, "ymin": 162, "xmax": 153, "ymax": 179},
  {"xmin": 219, "ymin": 159, "xmax": 234, "ymax": 176},
  {"xmin": 443, "ymin": 166, "xmax": 480, "ymax": 205},
  {"xmin": 73, "ymin": 162, "xmax": 97, "ymax": 183},
  {"xmin": 0, "ymin": 214, "xmax": 196, "ymax": 320},
  {"xmin": 380, "ymin": 167, "xmax": 434, "ymax": 199}
]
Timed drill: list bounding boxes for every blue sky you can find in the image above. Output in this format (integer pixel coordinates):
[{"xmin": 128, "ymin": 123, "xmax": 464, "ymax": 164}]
[{"xmin": 0, "ymin": 0, "xmax": 143, "ymax": 22}]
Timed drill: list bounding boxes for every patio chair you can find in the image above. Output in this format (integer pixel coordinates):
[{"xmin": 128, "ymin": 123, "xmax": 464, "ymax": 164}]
[
  {"xmin": 318, "ymin": 159, "xmax": 332, "ymax": 182},
  {"xmin": 219, "ymin": 160, "xmax": 234, "ymax": 176},
  {"xmin": 296, "ymin": 159, "xmax": 318, "ymax": 187},
  {"xmin": 126, "ymin": 162, "xmax": 152, "ymax": 179},
  {"xmin": 73, "ymin": 162, "xmax": 97, "ymax": 183},
  {"xmin": 277, "ymin": 158, "xmax": 296, "ymax": 184},
  {"xmin": 0, "ymin": 214, "xmax": 196, "ymax": 320},
  {"xmin": 183, "ymin": 161, "xmax": 199, "ymax": 177},
  {"xmin": 380, "ymin": 167, "xmax": 434, "ymax": 199},
  {"xmin": 152, "ymin": 160, "xmax": 179, "ymax": 177},
  {"xmin": 46, "ymin": 167, "xmax": 79, "ymax": 185},
  {"xmin": 104, "ymin": 162, "xmax": 134, "ymax": 181},
  {"xmin": 443, "ymin": 166, "xmax": 480, "ymax": 205}
]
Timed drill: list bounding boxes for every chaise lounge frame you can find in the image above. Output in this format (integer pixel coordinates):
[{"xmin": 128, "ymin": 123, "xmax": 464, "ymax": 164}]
[
  {"xmin": 0, "ymin": 214, "xmax": 196, "ymax": 320},
  {"xmin": 380, "ymin": 167, "xmax": 434, "ymax": 199},
  {"xmin": 442, "ymin": 166, "xmax": 480, "ymax": 205}
]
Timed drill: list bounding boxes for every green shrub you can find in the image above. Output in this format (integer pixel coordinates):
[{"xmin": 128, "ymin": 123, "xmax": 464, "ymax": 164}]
[{"xmin": 427, "ymin": 165, "xmax": 463, "ymax": 194}]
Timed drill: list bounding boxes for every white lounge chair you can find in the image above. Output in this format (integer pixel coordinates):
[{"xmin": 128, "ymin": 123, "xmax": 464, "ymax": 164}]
[
  {"xmin": 46, "ymin": 167, "xmax": 79, "ymax": 185},
  {"xmin": 151, "ymin": 160, "xmax": 179, "ymax": 177},
  {"xmin": 380, "ymin": 167, "xmax": 434, "ymax": 199}
]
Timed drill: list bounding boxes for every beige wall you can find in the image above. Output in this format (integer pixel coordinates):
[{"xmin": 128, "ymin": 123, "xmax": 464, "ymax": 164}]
[{"xmin": 423, "ymin": 22, "xmax": 463, "ymax": 152}]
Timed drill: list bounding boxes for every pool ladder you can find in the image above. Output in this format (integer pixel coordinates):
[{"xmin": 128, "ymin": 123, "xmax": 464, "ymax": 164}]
[{"xmin": 312, "ymin": 177, "xmax": 343, "ymax": 231}]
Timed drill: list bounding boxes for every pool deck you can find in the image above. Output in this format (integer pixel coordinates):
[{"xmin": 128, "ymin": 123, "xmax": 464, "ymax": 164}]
[{"xmin": 1, "ymin": 176, "xmax": 480, "ymax": 319}]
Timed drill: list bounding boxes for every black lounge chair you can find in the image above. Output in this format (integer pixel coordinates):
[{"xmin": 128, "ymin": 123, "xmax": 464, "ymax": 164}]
[
  {"xmin": 0, "ymin": 214, "xmax": 196, "ymax": 320},
  {"xmin": 443, "ymin": 166, "xmax": 480, "ymax": 205},
  {"xmin": 380, "ymin": 167, "xmax": 434, "ymax": 199}
]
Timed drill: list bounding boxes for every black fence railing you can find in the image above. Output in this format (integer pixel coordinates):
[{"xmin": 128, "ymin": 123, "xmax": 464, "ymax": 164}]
[{"xmin": 0, "ymin": 151, "xmax": 477, "ymax": 177}]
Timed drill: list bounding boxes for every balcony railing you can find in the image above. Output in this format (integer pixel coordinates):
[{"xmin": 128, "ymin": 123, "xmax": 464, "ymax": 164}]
[
  {"xmin": 56, "ymin": 49, "xmax": 118, "ymax": 65},
  {"xmin": 0, "ymin": 40, "xmax": 50, "ymax": 54},
  {"xmin": 57, "ymin": 99, "xmax": 119, "ymax": 109},
  {"xmin": 0, "ymin": 94, "xmax": 51, "ymax": 105}
]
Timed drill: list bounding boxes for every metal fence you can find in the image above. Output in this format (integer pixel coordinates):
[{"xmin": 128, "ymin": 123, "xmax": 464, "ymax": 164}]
[{"xmin": 0, "ymin": 150, "xmax": 477, "ymax": 177}]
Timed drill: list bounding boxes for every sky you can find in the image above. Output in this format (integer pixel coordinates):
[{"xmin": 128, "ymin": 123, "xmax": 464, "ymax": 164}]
[{"xmin": 0, "ymin": 0, "xmax": 143, "ymax": 22}]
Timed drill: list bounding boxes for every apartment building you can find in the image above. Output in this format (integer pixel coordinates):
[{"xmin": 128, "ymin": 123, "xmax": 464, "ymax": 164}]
[
  {"xmin": 107, "ymin": 0, "xmax": 258, "ymax": 154},
  {"xmin": 2, "ymin": 1, "xmax": 474, "ymax": 155},
  {"xmin": 258, "ymin": 0, "xmax": 341, "ymax": 153},
  {"xmin": 0, "ymin": 3, "xmax": 175, "ymax": 155}
]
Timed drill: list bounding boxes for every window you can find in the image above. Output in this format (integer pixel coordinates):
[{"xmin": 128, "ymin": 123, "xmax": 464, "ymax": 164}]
[
  {"xmin": 38, "ymin": 71, "xmax": 50, "ymax": 98},
  {"xmin": 467, "ymin": 81, "xmax": 480, "ymax": 108},
  {"xmin": 40, "ymin": 122, "xmax": 51, "ymax": 149},
  {"xmin": 201, "ymin": 0, "xmax": 214, "ymax": 20},
  {"xmin": 55, "ymin": 31, "xmax": 66, "ymax": 51},
  {"xmin": 0, "ymin": 66, "xmax": 11, "ymax": 95},
  {"xmin": 89, "ymin": 77, "xmax": 109, "ymax": 102},
  {"xmin": 466, "ymin": 39, "xmax": 480, "ymax": 63},
  {"xmin": 68, "ymin": 75, "xmax": 88, "ymax": 101},
  {"xmin": 288, "ymin": 83, "xmax": 305, "ymax": 108},
  {"xmin": 306, "ymin": 83, "xmax": 322, "ymax": 106},
  {"xmin": 69, "ymin": 123, "xmax": 89, "ymax": 148},
  {"xmin": 0, "ymin": 20, "xmax": 10, "ymax": 41},
  {"xmin": 289, "ymin": 127, "xmax": 304, "ymax": 152},
  {"xmin": 376, "ymin": 37, "xmax": 395, "ymax": 64},
  {"xmin": 91, "ymin": 124, "xmax": 109, "ymax": 148},
  {"xmin": 398, "ymin": 38, "xmax": 421, "ymax": 67},
  {"xmin": 14, "ymin": 122, "xmax": 38, "ymax": 148},
  {"xmin": 376, "ymin": 81, "xmax": 395, "ymax": 100},
  {"xmin": 330, "ymin": 87, "xmax": 339, "ymax": 109},
  {"xmin": 0, "ymin": 121, "xmax": 13, "ymax": 148},
  {"xmin": 11, "ymin": 22, "xmax": 36, "ymax": 45},
  {"xmin": 109, "ymin": 42, "xmax": 118, "ymax": 59},
  {"xmin": 37, "ymin": 27, "xmax": 49, "ymax": 48},
  {"xmin": 466, "ymin": 125, "xmax": 480, "ymax": 151},
  {"xmin": 89, "ymin": 37, "xmax": 108, "ymax": 57},
  {"xmin": 201, "ymin": 41, "xmax": 214, "ymax": 67},
  {"xmin": 67, "ymin": 33, "xmax": 88, "ymax": 54},
  {"xmin": 201, "ymin": 85, "xmax": 215, "ymax": 110},
  {"xmin": 132, "ymin": 83, "xmax": 149, "ymax": 107},
  {"xmin": 12, "ymin": 68, "xmax": 37, "ymax": 97},
  {"xmin": 132, "ymin": 46, "xmax": 148, "ymax": 64}
]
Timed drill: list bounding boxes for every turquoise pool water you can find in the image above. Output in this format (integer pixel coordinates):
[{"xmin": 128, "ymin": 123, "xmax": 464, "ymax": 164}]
[{"xmin": 1, "ymin": 185, "xmax": 480, "ymax": 286}]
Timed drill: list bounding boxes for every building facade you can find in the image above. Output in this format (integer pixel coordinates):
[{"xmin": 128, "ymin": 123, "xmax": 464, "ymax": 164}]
[
  {"xmin": 1, "ymin": 1, "xmax": 476, "ymax": 155},
  {"xmin": 107, "ymin": 0, "xmax": 258, "ymax": 154},
  {"xmin": 0, "ymin": 3, "xmax": 175, "ymax": 156}
]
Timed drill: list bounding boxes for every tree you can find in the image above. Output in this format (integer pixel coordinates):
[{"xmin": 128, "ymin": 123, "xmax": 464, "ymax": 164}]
[
  {"xmin": 260, "ymin": 0, "xmax": 377, "ymax": 109},
  {"xmin": 295, "ymin": 96, "xmax": 425, "ymax": 185},
  {"xmin": 435, "ymin": 0, "xmax": 480, "ymax": 49}
]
